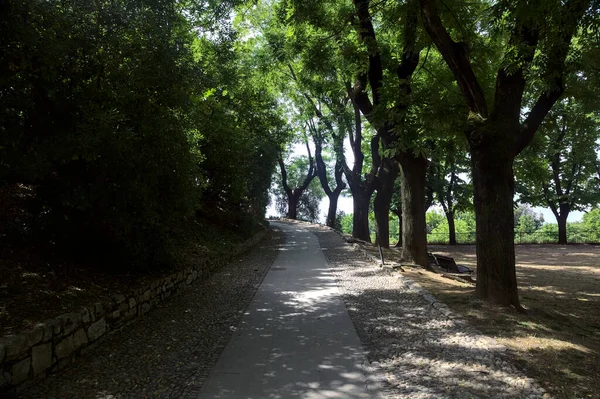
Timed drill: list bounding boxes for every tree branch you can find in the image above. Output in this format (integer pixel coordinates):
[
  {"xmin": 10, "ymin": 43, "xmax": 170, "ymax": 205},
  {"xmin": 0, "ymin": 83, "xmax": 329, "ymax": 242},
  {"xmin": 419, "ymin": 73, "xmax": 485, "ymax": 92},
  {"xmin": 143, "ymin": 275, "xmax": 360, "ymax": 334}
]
[
  {"xmin": 278, "ymin": 154, "xmax": 292, "ymax": 196},
  {"xmin": 516, "ymin": 0, "xmax": 590, "ymax": 154},
  {"xmin": 352, "ymin": 0, "xmax": 384, "ymax": 107},
  {"xmin": 419, "ymin": 0, "xmax": 488, "ymax": 117},
  {"xmin": 492, "ymin": 16, "xmax": 539, "ymax": 122}
]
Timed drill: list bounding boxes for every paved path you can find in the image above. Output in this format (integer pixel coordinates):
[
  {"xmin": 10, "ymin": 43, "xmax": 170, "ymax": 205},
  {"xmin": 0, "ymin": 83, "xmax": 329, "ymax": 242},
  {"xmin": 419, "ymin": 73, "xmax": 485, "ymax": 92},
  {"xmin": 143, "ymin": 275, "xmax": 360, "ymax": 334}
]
[
  {"xmin": 19, "ymin": 221, "xmax": 547, "ymax": 399},
  {"xmin": 199, "ymin": 221, "xmax": 382, "ymax": 399}
]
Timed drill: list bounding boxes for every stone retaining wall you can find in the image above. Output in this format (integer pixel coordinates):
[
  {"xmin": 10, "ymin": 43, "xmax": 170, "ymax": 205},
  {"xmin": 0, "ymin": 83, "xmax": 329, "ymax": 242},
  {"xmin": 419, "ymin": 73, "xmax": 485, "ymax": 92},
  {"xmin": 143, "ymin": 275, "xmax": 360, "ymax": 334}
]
[{"xmin": 0, "ymin": 229, "xmax": 266, "ymax": 396}]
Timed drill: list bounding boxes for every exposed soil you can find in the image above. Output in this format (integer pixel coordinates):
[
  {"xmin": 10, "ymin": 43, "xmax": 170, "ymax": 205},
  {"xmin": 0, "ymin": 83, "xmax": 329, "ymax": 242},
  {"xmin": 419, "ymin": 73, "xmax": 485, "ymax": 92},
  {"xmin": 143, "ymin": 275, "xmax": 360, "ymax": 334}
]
[
  {"xmin": 359, "ymin": 242, "xmax": 600, "ymax": 399},
  {"xmin": 0, "ymin": 242, "xmax": 178, "ymax": 336}
]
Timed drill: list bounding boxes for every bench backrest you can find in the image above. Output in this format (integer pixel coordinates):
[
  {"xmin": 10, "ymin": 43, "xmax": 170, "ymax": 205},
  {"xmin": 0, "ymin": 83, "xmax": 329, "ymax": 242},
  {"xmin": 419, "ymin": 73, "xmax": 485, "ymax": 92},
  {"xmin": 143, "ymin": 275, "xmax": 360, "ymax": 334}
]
[{"xmin": 432, "ymin": 254, "xmax": 460, "ymax": 273}]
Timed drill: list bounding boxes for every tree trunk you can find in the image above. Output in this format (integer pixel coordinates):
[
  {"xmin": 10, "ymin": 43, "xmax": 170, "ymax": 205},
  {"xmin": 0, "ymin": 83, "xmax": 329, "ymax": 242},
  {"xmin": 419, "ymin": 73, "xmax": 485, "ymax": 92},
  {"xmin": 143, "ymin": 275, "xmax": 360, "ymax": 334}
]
[
  {"xmin": 352, "ymin": 189, "xmax": 371, "ymax": 242},
  {"xmin": 326, "ymin": 194, "xmax": 340, "ymax": 228},
  {"xmin": 398, "ymin": 153, "xmax": 428, "ymax": 266},
  {"xmin": 446, "ymin": 210, "xmax": 456, "ymax": 245},
  {"xmin": 286, "ymin": 193, "xmax": 299, "ymax": 220},
  {"xmin": 556, "ymin": 205, "xmax": 570, "ymax": 244},
  {"xmin": 471, "ymin": 148, "xmax": 521, "ymax": 309},
  {"xmin": 374, "ymin": 158, "xmax": 399, "ymax": 248}
]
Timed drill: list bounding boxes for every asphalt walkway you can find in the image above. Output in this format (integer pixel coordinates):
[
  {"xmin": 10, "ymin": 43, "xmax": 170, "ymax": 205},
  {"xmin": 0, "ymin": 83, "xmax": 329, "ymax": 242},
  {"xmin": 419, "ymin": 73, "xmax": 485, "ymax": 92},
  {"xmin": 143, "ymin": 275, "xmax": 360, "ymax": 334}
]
[{"xmin": 199, "ymin": 221, "xmax": 382, "ymax": 398}]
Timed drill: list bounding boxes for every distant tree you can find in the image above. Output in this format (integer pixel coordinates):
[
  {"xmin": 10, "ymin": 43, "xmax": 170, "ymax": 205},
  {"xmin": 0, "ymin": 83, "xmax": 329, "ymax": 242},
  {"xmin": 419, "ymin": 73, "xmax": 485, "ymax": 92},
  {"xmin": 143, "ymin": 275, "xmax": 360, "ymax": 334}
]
[
  {"xmin": 276, "ymin": 145, "xmax": 317, "ymax": 220},
  {"xmin": 582, "ymin": 208, "xmax": 600, "ymax": 241},
  {"xmin": 302, "ymin": 96, "xmax": 346, "ymax": 229},
  {"xmin": 429, "ymin": 140, "xmax": 472, "ymax": 245},
  {"xmin": 513, "ymin": 205, "xmax": 545, "ymax": 231},
  {"xmin": 516, "ymin": 97, "xmax": 600, "ymax": 244}
]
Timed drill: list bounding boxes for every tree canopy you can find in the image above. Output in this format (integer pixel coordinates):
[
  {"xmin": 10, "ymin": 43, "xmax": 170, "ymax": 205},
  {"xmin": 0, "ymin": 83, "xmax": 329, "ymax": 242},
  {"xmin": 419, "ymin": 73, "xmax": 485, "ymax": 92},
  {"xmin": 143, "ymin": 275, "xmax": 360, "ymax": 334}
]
[{"xmin": 1, "ymin": 0, "xmax": 599, "ymax": 308}]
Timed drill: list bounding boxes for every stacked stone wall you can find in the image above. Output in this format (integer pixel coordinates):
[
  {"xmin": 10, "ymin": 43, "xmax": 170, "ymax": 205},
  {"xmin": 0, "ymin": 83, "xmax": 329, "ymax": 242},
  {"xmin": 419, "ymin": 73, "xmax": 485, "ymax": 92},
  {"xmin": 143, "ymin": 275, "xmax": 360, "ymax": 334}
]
[{"xmin": 0, "ymin": 229, "xmax": 266, "ymax": 395}]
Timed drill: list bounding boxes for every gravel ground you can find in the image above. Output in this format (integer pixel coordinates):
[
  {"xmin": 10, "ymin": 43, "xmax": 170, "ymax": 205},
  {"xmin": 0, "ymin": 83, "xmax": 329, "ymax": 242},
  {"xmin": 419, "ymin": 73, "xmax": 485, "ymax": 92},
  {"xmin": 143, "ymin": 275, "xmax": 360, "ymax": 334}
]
[
  {"xmin": 18, "ymin": 222, "xmax": 549, "ymax": 399},
  {"xmin": 19, "ymin": 228, "xmax": 285, "ymax": 399},
  {"xmin": 305, "ymin": 224, "xmax": 549, "ymax": 399}
]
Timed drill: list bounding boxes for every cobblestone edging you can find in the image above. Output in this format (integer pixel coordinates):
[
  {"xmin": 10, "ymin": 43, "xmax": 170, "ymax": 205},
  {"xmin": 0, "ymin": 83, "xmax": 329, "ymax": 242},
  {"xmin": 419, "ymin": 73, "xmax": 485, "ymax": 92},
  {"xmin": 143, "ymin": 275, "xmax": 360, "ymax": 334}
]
[
  {"xmin": 278, "ymin": 218, "xmax": 459, "ymax": 319},
  {"xmin": 304, "ymin": 224, "xmax": 549, "ymax": 399},
  {"xmin": 0, "ymin": 229, "xmax": 267, "ymax": 396}
]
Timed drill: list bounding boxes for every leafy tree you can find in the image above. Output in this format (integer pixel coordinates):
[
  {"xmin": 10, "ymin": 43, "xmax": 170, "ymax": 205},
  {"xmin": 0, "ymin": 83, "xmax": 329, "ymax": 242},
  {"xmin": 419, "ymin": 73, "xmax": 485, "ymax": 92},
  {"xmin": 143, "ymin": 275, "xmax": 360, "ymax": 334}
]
[
  {"xmin": 516, "ymin": 96, "xmax": 600, "ymax": 243},
  {"xmin": 309, "ymin": 121, "xmax": 347, "ymax": 228},
  {"xmin": 0, "ymin": 0, "xmax": 287, "ymax": 269},
  {"xmin": 581, "ymin": 208, "xmax": 600, "ymax": 242},
  {"xmin": 266, "ymin": 0, "xmax": 430, "ymax": 259},
  {"xmin": 276, "ymin": 147, "xmax": 317, "ymax": 219},
  {"xmin": 420, "ymin": 0, "xmax": 594, "ymax": 308},
  {"xmin": 428, "ymin": 139, "xmax": 472, "ymax": 245},
  {"xmin": 426, "ymin": 210, "xmax": 445, "ymax": 233},
  {"xmin": 346, "ymin": 0, "xmax": 430, "ymax": 262},
  {"xmin": 1, "ymin": 0, "xmax": 203, "ymax": 267},
  {"xmin": 339, "ymin": 212, "xmax": 354, "ymax": 235},
  {"xmin": 513, "ymin": 205, "xmax": 545, "ymax": 230}
]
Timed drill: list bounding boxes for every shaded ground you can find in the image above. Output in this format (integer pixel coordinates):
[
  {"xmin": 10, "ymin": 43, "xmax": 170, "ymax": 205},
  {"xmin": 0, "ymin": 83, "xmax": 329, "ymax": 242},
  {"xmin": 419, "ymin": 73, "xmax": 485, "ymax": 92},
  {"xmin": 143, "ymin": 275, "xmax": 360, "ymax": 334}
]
[
  {"xmin": 20, "ymin": 229, "xmax": 284, "ymax": 398},
  {"xmin": 0, "ymin": 245, "xmax": 145, "ymax": 336},
  {"xmin": 0, "ymin": 217, "xmax": 259, "ymax": 336},
  {"xmin": 360, "ymin": 242, "xmax": 600, "ymax": 399}
]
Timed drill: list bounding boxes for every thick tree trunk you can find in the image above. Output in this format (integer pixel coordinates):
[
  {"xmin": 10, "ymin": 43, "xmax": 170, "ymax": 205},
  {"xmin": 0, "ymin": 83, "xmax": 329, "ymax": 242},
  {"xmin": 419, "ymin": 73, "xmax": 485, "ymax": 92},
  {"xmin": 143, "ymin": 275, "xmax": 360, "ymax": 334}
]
[
  {"xmin": 326, "ymin": 194, "xmax": 340, "ymax": 228},
  {"xmin": 556, "ymin": 207, "xmax": 570, "ymax": 244},
  {"xmin": 286, "ymin": 192, "xmax": 300, "ymax": 220},
  {"xmin": 398, "ymin": 153, "xmax": 428, "ymax": 266},
  {"xmin": 471, "ymin": 148, "xmax": 521, "ymax": 309},
  {"xmin": 352, "ymin": 189, "xmax": 371, "ymax": 242},
  {"xmin": 446, "ymin": 210, "xmax": 456, "ymax": 245},
  {"xmin": 374, "ymin": 159, "xmax": 399, "ymax": 248}
]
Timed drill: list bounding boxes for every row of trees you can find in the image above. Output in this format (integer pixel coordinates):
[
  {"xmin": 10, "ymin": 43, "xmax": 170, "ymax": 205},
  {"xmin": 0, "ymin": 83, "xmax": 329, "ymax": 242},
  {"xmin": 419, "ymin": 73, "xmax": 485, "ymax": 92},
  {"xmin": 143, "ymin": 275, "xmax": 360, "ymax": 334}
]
[
  {"xmin": 266, "ymin": 0, "xmax": 599, "ymax": 309},
  {"xmin": 0, "ymin": 0, "xmax": 288, "ymax": 269},
  {"xmin": 3, "ymin": 0, "xmax": 597, "ymax": 309},
  {"xmin": 337, "ymin": 206, "xmax": 600, "ymax": 244}
]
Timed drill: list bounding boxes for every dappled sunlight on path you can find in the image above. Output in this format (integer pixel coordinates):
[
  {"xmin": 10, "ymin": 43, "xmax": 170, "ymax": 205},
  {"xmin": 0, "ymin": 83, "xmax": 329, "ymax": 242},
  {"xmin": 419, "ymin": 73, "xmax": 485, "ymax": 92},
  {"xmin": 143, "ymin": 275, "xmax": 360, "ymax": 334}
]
[{"xmin": 198, "ymin": 222, "xmax": 383, "ymax": 399}]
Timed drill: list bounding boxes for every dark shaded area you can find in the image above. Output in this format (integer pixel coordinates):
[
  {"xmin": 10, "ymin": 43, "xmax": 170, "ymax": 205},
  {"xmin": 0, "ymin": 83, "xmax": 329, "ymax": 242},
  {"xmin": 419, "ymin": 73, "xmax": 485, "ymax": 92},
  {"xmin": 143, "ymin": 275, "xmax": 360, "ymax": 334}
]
[{"xmin": 18, "ymin": 229, "xmax": 285, "ymax": 398}]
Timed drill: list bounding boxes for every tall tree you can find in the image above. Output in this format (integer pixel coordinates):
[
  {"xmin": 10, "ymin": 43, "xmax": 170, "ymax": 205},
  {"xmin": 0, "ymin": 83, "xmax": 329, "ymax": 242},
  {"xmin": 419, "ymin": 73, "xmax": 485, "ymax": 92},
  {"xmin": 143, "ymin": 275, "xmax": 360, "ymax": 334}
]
[
  {"xmin": 516, "ymin": 97, "xmax": 600, "ymax": 243},
  {"xmin": 429, "ymin": 141, "xmax": 472, "ymax": 245},
  {"xmin": 420, "ymin": 0, "xmax": 592, "ymax": 308},
  {"xmin": 374, "ymin": 155, "xmax": 400, "ymax": 248},
  {"xmin": 277, "ymin": 142, "xmax": 317, "ymax": 220},
  {"xmin": 347, "ymin": 0, "xmax": 429, "ymax": 263},
  {"xmin": 306, "ymin": 117, "xmax": 347, "ymax": 228}
]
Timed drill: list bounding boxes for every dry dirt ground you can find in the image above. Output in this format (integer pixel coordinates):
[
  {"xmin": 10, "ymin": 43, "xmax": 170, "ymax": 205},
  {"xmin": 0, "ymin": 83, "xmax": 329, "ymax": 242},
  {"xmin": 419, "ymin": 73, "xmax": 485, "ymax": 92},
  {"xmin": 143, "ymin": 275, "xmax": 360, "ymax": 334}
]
[{"xmin": 361, "ymin": 243, "xmax": 600, "ymax": 399}]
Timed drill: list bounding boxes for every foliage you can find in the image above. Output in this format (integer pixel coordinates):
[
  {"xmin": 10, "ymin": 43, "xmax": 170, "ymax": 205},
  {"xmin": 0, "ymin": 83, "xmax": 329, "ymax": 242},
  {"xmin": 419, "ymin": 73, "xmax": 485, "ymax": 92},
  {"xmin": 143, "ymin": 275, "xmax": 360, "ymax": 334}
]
[
  {"xmin": 513, "ymin": 205, "xmax": 545, "ymax": 230},
  {"xmin": 0, "ymin": 0, "xmax": 286, "ymax": 270},
  {"xmin": 339, "ymin": 212, "xmax": 354, "ymax": 235},
  {"xmin": 516, "ymin": 95, "xmax": 600, "ymax": 222},
  {"xmin": 427, "ymin": 210, "xmax": 477, "ymax": 244},
  {"xmin": 272, "ymin": 154, "xmax": 323, "ymax": 221}
]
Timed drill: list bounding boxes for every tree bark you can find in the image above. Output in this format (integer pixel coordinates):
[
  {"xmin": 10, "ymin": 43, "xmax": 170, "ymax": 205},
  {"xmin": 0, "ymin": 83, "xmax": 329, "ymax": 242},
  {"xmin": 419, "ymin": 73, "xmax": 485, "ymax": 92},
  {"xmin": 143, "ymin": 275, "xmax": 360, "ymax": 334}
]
[
  {"xmin": 326, "ymin": 194, "xmax": 340, "ymax": 228},
  {"xmin": 557, "ymin": 214, "xmax": 568, "ymax": 244},
  {"xmin": 286, "ymin": 194, "xmax": 299, "ymax": 220},
  {"xmin": 555, "ymin": 204, "xmax": 570, "ymax": 244},
  {"xmin": 447, "ymin": 211, "xmax": 456, "ymax": 245},
  {"xmin": 351, "ymin": 185, "xmax": 372, "ymax": 242},
  {"xmin": 399, "ymin": 152, "xmax": 428, "ymax": 266},
  {"xmin": 374, "ymin": 158, "xmax": 399, "ymax": 248},
  {"xmin": 471, "ymin": 146, "xmax": 521, "ymax": 308}
]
